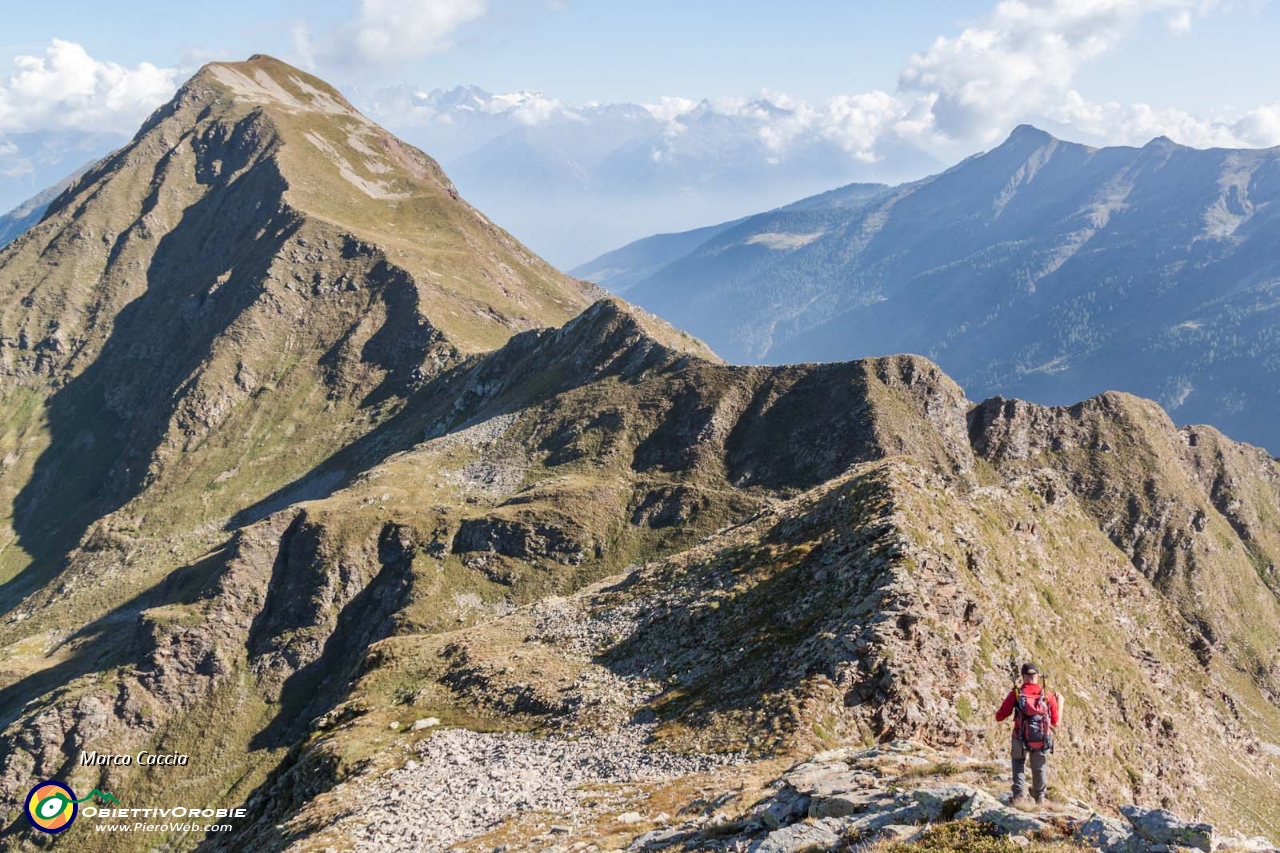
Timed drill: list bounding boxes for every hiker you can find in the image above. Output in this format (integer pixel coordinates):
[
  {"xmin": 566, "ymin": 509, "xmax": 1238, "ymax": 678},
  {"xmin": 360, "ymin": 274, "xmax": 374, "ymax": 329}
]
[{"xmin": 995, "ymin": 663, "xmax": 1061, "ymax": 805}]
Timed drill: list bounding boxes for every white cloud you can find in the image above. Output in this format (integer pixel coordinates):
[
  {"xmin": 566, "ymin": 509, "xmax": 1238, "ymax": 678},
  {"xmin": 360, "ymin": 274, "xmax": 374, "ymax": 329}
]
[
  {"xmin": 0, "ymin": 138, "xmax": 32, "ymax": 179},
  {"xmin": 484, "ymin": 91, "xmax": 566, "ymax": 125},
  {"xmin": 0, "ymin": 40, "xmax": 179, "ymax": 135},
  {"xmin": 1052, "ymin": 90, "xmax": 1280, "ymax": 147},
  {"xmin": 757, "ymin": 101, "xmax": 818, "ymax": 155},
  {"xmin": 353, "ymin": 0, "xmax": 1274, "ymax": 164},
  {"xmin": 338, "ymin": 0, "xmax": 489, "ymax": 65},
  {"xmin": 292, "ymin": 24, "xmax": 318, "ymax": 71},
  {"xmin": 715, "ymin": 90, "xmax": 908, "ymax": 162},
  {"xmin": 369, "ymin": 0, "xmax": 1277, "ymax": 172},
  {"xmin": 641, "ymin": 96, "xmax": 698, "ymax": 122},
  {"xmin": 899, "ymin": 0, "xmax": 1212, "ymax": 143},
  {"xmin": 1231, "ymin": 104, "xmax": 1280, "ymax": 147},
  {"xmin": 0, "ymin": 159, "xmax": 33, "ymax": 179},
  {"xmin": 1167, "ymin": 8, "xmax": 1194, "ymax": 33},
  {"xmin": 819, "ymin": 92, "xmax": 907, "ymax": 160}
]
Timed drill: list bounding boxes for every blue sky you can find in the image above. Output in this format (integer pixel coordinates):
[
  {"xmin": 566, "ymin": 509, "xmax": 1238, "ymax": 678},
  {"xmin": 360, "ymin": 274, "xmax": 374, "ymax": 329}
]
[
  {"xmin": 2, "ymin": 0, "xmax": 1277, "ymax": 111},
  {"xmin": 5, "ymin": 3, "xmax": 986, "ymax": 102},
  {"xmin": 3, "ymin": 0, "xmax": 1280, "ymax": 212}
]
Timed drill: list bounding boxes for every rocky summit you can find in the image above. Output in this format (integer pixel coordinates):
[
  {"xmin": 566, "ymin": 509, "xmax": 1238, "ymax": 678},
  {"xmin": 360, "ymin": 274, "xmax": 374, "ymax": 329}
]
[{"xmin": 0, "ymin": 57, "xmax": 1278, "ymax": 853}]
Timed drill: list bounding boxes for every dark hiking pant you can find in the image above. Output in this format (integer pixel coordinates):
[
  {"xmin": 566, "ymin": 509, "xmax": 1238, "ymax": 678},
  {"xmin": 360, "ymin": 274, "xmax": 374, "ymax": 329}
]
[{"xmin": 1011, "ymin": 734, "xmax": 1047, "ymax": 801}]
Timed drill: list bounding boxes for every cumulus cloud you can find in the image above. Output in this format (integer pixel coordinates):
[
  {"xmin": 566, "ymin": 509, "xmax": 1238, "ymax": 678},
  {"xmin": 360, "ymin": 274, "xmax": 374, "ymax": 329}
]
[
  {"xmin": 347, "ymin": 0, "xmax": 1279, "ymax": 170},
  {"xmin": 1052, "ymin": 90, "xmax": 1280, "ymax": 148},
  {"xmin": 321, "ymin": 0, "xmax": 489, "ymax": 66},
  {"xmin": 485, "ymin": 91, "xmax": 565, "ymax": 125},
  {"xmin": 819, "ymin": 92, "xmax": 907, "ymax": 160},
  {"xmin": 710, "ymin": 91, "xmax": 908, "ymax": 162},
  {"xmin": 899, "ymin": 0, "xmax": 1211, "ymax": 143},
  {"xmin": 1231, "ymin": 104, "xmax": 1280, "ymax": 147},
  {"xmin": 0, "ymin": 40, "xmax": 179, "ymax": 135},
  {"xmin": 573, "ymin": 0, "xmax": 1271, "ymax": 167}
]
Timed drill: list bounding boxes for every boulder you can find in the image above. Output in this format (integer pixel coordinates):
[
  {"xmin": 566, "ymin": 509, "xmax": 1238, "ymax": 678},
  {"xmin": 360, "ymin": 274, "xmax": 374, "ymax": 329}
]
[
  {"xmin": 451, "ymin": 517, "xmax": 586, "ymax": 565},
  {"xmin": 1216, "ymin": 834, "xmax": 1278, "ymax": 853},
  {"xmin": 786, "ymin": 765, "xmax": 860, "ymax": 798},
  {"xmin": 749, "ymin": 819, "xmax": 846, "ymax": 853},
  {"xmin": 957, "ymin": 790, "xmax": 1051, "ymax": 835},
  {"xmin": 913, "ymin": 783, "xmax": 985, "ymax": 821},
  {"xmin": 757, "ymin": 788, "xmax": 811, "ymax": 830},
  {"xmin": 808, "ymin": 788, "xmax": 894, "ymax": 819},
  {"xmin": 628, "ymin": 826, "xmax": 692, "ymax": 850},
  {"xmin": 1120, "ymin": 805, "xmax": 1214, "ymax": 853},
  {"xmin": 842, "ymin": 803, "xmax": 927, "ymax": 836},
  {"xmin": 1075, "ymin": 812, "xmax": 1145, "ymax": 853},
  {"xmin": 876, "ymin": 824, "xmax": 925, "ymax": 843}
]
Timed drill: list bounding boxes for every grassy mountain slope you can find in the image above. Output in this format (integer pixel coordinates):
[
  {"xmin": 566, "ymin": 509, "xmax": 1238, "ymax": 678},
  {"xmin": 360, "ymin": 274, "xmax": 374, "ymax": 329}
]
[
  {"xmin": 0, "ymin": 54, "xmax": 602, "ymax": 848},
  {"xmin": 0, "ymin": 54, "xmax": 601, "ymax": 616}
]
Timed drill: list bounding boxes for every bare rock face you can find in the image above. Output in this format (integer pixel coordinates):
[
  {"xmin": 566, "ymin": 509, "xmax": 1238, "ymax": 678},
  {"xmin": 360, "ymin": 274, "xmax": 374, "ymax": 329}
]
[
  {"xmin": 630, "ymin": 485, "xmax": 705, "ymax": 529},
  {"xmin": 616, "ymin": 743, "xmax": 1265, "ymax": 853},
  {"xmin": 452, "ymin": 516, "xmax": 588, "ymax": 565},
  {"xmin": 1121, "ymin": 805, "xmax": 1215, "ymax": 852}
]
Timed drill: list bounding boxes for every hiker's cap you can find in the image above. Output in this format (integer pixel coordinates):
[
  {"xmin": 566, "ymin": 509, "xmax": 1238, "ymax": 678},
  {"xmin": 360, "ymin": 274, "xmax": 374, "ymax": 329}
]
[{"xmin": 1021, "ymin": 663, "xmax": 1040, "ymax": 676}]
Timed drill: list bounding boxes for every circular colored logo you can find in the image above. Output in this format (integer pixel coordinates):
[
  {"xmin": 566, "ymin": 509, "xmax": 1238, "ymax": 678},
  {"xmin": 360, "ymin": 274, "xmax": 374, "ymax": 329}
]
[{"xmin": 25, "ymin": 780, "xmax": 77, "ymax": 834}]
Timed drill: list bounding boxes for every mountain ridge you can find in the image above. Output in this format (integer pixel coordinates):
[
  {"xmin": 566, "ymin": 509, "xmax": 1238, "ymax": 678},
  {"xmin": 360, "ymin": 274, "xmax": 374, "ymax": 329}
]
[{"xmin": 580, "ymin": 123, "xmax": 1280, "ymax": 452}]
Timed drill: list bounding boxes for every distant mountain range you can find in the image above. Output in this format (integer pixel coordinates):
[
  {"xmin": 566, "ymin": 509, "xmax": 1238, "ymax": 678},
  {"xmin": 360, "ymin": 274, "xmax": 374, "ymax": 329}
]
[
  {"xmin": 0, "ymin": 162, "xmax": 92, "ymax": 249},
  {"xmin": 576, "ymin": 125, "xmax": 1280, "ymax": 452},
  {"xmin": 2, "ymin": 83, "xmax": 943, "ymax": 268},
  {"xmin": 0, "ymin": 129, "xmax": 122, "ymax": 213},
  {"xmin": 1, "ymin": 82, "xmax": 942, "ymax": 268},
  {"xmin": 364, "ymin": 85, "xmax": 941, "ymax": 267}
]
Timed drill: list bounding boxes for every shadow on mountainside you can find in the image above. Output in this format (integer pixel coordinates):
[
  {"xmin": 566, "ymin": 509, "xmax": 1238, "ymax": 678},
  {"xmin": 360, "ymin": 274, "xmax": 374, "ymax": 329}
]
[
  {"xmin": 224, "ymin": 358, "xmax": 471, "ymax": 530},
  {"xmin": 246, "ymin": 520, "xmax": 417, "ymax": 751},
  {"xmin": 1, "ymin": 160, "xmax": 300, "ymax": 618},
  {"xmin": 226, "ymin": 298, "xmax": 691, "ymax": 530},
  {"xmin": 597, "ymin": 465, "xmax": 912, "ymax": 751},
  {"xmin": 0, "ymin": 545, "xmax": 231, "ymax": 737}
]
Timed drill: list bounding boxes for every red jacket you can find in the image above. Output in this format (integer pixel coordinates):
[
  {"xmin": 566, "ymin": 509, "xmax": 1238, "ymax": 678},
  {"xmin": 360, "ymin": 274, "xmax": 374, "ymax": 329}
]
[{"xmin": 996, "ymin": 683, "xmax": 1061, "ymax": 729}]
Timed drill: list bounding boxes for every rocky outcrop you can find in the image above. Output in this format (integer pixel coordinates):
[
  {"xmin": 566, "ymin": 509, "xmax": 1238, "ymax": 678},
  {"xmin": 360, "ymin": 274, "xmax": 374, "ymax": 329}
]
[
  {"xmin": 1120, "ymin": 805, "xmax": 1215, "ymax": 853},
  {"xmin": 452, "ymin": 516, "xmax": 588, "ymax": 565},
  {"xmin": 627, "ymin": 742, "xmax": 1271, "ymax": 853}
]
